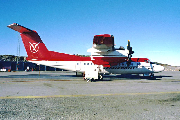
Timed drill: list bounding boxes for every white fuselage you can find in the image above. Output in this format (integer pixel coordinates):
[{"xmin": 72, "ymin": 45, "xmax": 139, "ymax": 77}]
[
  {"xmin": 30, "ymin": 60, "xmax": 164, "ymax": 75},
  {"xmin": 29, "ymin": 43, "xmax": 164, "ymax": 75}
]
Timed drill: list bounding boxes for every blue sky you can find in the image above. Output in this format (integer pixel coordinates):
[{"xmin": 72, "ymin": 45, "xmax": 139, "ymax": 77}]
[{"xmin": 1, "ymin": 0, "xmax": 180, "ymax": 66}]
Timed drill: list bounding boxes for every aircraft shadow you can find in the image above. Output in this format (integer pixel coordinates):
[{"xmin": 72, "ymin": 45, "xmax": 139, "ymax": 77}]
[
  {"xmin": 0, "ymin": 74, "xmax": 67, "ymax": 79},
  {"xmin": 0, "ymin": 73, "xmax": 173, "ymax": 81},
  {"xmin": 102, "ymin": 74, "xmax": 173, "ymax": 81}
]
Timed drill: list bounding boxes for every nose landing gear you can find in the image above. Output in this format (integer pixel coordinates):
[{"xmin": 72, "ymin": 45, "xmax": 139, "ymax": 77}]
[{"xmin": 150, "ymin": 73, "xmax": 154, "ymax": 78}]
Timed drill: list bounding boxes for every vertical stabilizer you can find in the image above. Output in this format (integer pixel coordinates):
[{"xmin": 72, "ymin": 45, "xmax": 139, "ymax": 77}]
[{"xmin": 7, "ymin": 23, "xmax": 50, "ymax": 60}]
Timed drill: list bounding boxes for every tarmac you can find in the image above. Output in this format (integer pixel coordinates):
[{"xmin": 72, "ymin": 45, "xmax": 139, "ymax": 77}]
[{"xmin": 0, "ymin": 71, "xmax": 180, "ymax": 119}]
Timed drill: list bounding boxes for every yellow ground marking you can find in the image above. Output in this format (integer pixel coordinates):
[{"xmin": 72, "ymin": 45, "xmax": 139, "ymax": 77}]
[{"xmin": 0, "ymin": 91, "xmax": 180, "ymax": 99}]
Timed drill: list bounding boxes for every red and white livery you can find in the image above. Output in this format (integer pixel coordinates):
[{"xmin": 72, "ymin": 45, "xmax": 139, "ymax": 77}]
[{"xmin": 7, "ymin": 23, "xmax": 164, "ymax": 81}]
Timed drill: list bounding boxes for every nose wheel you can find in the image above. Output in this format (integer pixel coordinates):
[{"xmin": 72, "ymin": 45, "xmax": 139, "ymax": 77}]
[{"xmin": 150, "ymin": 73, "xmax": 154, "ymax": 78}]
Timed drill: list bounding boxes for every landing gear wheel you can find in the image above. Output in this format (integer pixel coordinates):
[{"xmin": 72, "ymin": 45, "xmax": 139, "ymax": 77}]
[
  {"xmin": 91, "ymin": 78, "xmax": 96, "ymax": 82},
  {"xmin": 150, "ymin": 73, "xmax": 154, "ymax": 78}
]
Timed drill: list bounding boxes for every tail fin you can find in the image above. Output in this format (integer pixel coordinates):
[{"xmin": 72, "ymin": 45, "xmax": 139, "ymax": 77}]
[{"xmin": 7, "ymin": 23, "xmax": 50, "ymax": 60}]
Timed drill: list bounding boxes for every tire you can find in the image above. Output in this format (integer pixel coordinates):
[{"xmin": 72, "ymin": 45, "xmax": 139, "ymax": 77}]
[{"xmin": 150, "ymin": 73, "xmax": 154, "ymax": 78}]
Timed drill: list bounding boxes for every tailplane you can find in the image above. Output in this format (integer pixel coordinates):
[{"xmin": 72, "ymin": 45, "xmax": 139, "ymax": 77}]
[{"xmin": 7, "ymin": 23, "xmax": 50, "ymax": 60}]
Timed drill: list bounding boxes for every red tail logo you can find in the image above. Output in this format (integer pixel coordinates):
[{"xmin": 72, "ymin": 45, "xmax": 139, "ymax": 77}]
[{"xmin": 29, "ymin": 42, "xmax": 40, "ymax": 53}]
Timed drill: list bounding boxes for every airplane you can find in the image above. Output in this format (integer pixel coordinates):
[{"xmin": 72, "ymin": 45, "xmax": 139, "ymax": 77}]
[{"xmin": 7, "ymin": 23, "xmax": 164, "ymax": 81}]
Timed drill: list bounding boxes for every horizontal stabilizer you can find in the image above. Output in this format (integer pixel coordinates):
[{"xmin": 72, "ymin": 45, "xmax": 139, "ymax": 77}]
[{"xmin": 7, "ymin": 23, "xmax": 34, "ymax": 33}]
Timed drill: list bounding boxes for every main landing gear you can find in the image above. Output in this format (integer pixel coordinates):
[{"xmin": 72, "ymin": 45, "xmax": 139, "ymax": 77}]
[{"xmin": 143, "ymin": 73, "xmax": 155, "ymax": 78}]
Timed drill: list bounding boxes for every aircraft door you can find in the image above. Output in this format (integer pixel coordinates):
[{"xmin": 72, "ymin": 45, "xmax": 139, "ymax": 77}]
[{"xmin": 76, "ymin": 62, "xmax": 81, "ymax": 71}]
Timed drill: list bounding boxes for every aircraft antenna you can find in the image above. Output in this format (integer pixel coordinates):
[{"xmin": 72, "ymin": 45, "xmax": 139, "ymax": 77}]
[{"xmin": 16, "ymin": 35, "xmax": 20, "ymax": 71}]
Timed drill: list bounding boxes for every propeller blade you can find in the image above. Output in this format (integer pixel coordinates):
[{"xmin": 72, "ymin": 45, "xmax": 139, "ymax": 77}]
[
  {"xmin": 127, "ymin": 40, "xmax": 130, "ymax": 50},
  {"xmin": 126, "ymin": 40, "xmax": 134, "ymax": 66},
  {"xmin": 127, "ymin": 40, "xmax": 134, "ymax": 55}
]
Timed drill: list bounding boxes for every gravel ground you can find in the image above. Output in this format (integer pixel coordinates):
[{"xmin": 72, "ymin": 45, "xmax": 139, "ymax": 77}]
[
  {"xmin": 0, "ymin": 71, "xmax": 180, "ymax": 119},
  {"xmin": 1, "ymin": 94, "xmax": 180, "ymax": 120}
]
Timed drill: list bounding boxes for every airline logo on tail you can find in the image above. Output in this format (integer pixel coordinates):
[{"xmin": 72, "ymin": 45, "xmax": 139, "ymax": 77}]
[{"xmin": 29, "ymin": 42, "xmax": 40, "ymax": 53}]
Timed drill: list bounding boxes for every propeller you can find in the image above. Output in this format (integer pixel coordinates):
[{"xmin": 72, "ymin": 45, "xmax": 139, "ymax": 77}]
[{"xmin": 127, "ymin": 40, "xmax": 134, "ymax": 66}]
